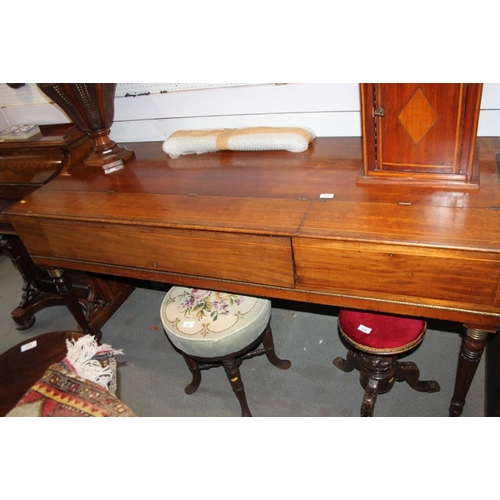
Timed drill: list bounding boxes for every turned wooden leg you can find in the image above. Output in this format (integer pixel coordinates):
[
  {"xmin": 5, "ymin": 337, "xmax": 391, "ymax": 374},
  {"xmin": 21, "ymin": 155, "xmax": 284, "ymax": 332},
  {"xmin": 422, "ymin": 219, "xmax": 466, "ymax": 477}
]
[
  {"xmin": 262, "ymin": 324, "xmax": 292, "ymax": 370},
  {"xmin": 47, "ymin": 268, "xmax": 97, "ymax": 338},
  {"xmin": 0, "ymin": 235, "xmax": 42, "ymax": 329},
  {"xmin": 449, "ymin": 328, "xmax": 490, "ymax": 417},
  {"xmin": 222, "ymin": 357, "xmax": 252, "ymax": 417},
  {"xmin": 395, "ymin": 361, "xmax": 441, "ymax": 393},
  {"xmin": 181, "ymin": 354, "xmax": 202, "ymax": 395}
]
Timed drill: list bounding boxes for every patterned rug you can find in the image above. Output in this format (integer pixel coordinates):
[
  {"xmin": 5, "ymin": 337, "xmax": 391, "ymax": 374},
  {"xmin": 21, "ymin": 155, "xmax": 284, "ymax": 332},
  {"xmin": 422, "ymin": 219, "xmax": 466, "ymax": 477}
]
[
  {"xmin": 7, "ymin": 361, "xmax": 135, "ymax": 417},
  {"xmin": 7, "ymin": 336, "xmax": 136, "ymax": 417}
]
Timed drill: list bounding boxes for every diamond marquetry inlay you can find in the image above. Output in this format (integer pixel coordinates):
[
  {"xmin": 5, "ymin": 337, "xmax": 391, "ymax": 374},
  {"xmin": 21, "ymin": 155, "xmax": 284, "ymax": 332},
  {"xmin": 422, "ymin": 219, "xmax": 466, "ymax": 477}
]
[{"xmin": 398, "ymin": 87, "xmax": 438, "ymax": 144}]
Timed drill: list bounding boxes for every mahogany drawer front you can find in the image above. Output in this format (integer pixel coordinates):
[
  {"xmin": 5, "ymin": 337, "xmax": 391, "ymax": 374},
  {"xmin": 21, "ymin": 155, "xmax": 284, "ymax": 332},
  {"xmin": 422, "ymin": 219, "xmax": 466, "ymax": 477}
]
[
  {"xmin": 293, "ymin": 238, "xmax": 500, "ymax": 310},
  {"xmin": 12, "ymin": 218, "xmax": 295, "ymax": 288}
]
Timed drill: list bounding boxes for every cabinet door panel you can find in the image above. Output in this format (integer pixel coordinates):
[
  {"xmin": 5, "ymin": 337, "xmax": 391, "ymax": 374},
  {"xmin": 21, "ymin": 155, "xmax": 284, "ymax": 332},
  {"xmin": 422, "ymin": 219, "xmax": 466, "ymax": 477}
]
[
  {"xmin": 377, "ymin": 83, "xmax": 463, "ymax": 173},
  {"xmin": 359, "ymin": 83, "xmax": 482, "ymax": 188}
]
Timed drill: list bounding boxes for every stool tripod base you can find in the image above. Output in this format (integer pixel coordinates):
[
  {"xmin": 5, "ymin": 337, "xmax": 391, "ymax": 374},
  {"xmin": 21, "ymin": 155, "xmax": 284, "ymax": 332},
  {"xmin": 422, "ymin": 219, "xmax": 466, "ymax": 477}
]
[
  {"xmin": 180, "ymin": 324, "xmax": 291, "ymax": 417},
  {"xmin": 334, "ymin": 350, "xmax": 440, "ymax": 417}
]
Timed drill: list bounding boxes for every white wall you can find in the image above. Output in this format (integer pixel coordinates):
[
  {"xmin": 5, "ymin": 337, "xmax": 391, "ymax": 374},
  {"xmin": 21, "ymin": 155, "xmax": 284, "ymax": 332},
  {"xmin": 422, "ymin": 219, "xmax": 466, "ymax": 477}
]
[{"xmin": 1, "ymin": 83, "xmax": 499, "ymax": 142}]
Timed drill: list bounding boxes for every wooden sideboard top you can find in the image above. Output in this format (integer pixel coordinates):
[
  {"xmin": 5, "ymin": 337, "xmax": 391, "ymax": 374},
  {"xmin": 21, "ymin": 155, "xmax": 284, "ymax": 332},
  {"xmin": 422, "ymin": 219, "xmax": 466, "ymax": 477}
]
[
  {"xmin": 8, "ymin": 137, "xmax": 500, "ymax": 247},
  {"xmin": 6, "ymin": 136, "xmax": 500, "ymax": 327}
]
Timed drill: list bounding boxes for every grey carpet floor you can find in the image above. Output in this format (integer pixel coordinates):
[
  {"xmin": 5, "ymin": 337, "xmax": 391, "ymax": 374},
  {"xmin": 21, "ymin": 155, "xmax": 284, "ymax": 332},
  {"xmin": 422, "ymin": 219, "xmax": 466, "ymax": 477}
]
[{"xmin": 0, "ymin": 253, "xmax": 485, "ymax": 417}]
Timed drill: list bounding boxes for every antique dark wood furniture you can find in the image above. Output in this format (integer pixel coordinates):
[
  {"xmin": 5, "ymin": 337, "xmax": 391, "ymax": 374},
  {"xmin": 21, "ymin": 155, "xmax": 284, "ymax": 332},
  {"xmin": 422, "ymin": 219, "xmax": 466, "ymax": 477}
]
[
  {"xmin": 0, "ymin": 330, "xmax": 82, "ymax": 416},
  {"xmin": 5, "ymin": 135, "xmax": 500, "ymax": 416},
  {"xmin": 358, "ymin": 83, "xmax": 483, "ymax": 189},
  {"xmin": 160, "ymin": 286, "xmax": 291, "ymax": 417},
  {"xmin": 36, "ymin": 84, "xmax": 135, "ymax": 174},
  {"xmin": 333, "ymin": 309, "xmax": 440, "ymax": 416},
  {"xmin": 0, "ymin": 124, "xmax": 134, "ymax": 334}
]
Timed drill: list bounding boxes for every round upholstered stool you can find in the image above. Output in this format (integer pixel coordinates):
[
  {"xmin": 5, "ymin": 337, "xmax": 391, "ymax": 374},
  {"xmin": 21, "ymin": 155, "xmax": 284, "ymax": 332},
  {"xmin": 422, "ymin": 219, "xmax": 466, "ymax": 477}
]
[
  {"xmin": 333, "ymin": 309, "xmax": 440, "ymax": 416},
  {"xmin": 160, "ymin": 287, "xmax": 291, "ymax": 417}
]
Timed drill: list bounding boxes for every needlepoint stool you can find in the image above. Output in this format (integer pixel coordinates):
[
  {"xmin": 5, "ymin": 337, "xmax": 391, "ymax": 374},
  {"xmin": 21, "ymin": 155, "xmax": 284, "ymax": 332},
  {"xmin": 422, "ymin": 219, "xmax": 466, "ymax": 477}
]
[
  {"xmin": 160, "ymin": 287, "xmax": 291, "ymax": 417},
  {"xmin": 333, "ymin": 309, "xmax": 440, "ymax": 417}
]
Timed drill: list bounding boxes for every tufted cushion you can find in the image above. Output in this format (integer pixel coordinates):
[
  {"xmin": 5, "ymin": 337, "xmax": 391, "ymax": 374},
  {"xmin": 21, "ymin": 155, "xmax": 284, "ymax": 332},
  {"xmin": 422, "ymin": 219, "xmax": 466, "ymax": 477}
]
[
  {"xmin": 162, "ymin": 126, "xmax": 315, "ymax": 158},
  {"xmin": 338, "ymin": 310, "xmax": 426, "ymax": 354},
  {"xmin": 160, "ymin": 287, "xmax": 271, "ymax": 358}
]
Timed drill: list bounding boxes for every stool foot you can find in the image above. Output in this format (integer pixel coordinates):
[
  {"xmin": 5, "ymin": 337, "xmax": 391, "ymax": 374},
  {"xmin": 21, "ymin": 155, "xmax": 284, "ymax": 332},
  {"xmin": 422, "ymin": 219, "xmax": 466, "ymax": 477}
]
[
  {"xmin": 395, "ymin": 361, "xmax": 441, "ymax": 393},
  {"xmin": 223, "ymin": 357, "xmax": 252, "ymax": 417},
  {"xmin": 333, "ymin": 350, "xmax": 359, "ymax": 373},
  {"xmin": 182, "ymin": 354, "xmax": 202, "ymax": 395},
  {"xmin": 262, "ymin": 325, "xmax": 291, "ymax": 370},
  {"xmin": 13, "ymin": 315, "xmax": 36, "ymax": 331}
]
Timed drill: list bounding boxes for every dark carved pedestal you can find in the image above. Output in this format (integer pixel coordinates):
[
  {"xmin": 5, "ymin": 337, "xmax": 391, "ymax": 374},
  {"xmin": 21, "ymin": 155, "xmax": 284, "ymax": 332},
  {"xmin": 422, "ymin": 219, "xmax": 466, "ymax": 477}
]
[
  {"xmin": 0, "ymin": 123, "xmax": 134, "ymax": 336},
  {"xmin": 334, "ymin": 349, "xmax": 440, "ymax": 417},
  {"xmin": 1, "ymin": 234, "xmax": 133, "ymax": 337}
]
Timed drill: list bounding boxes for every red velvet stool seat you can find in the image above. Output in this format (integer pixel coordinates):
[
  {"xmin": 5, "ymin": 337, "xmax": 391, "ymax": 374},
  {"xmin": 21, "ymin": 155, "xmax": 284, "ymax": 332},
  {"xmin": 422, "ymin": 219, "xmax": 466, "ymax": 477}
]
[{"xmin": 333, "ymin": 309, "xmax": 440, "ymax": 416}]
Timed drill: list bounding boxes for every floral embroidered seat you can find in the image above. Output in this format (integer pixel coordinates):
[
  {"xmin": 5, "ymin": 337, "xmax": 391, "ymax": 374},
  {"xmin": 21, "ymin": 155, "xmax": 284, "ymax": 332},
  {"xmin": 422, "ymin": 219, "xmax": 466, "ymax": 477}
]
[{"xmin": 160, "ymin": 287, "xmax": 291, "ymax": 416}]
